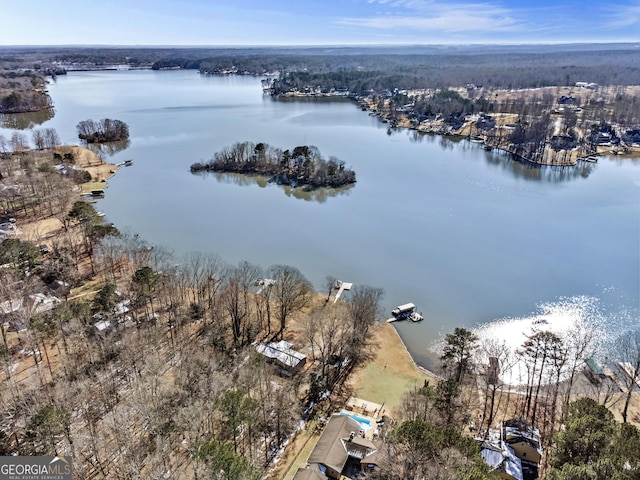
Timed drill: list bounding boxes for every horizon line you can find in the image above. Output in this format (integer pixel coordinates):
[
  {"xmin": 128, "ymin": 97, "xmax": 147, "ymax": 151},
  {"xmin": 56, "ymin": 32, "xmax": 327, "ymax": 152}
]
[{"xmin": 1, "ymin": 41, "xmax": 640, "ymax": 49}]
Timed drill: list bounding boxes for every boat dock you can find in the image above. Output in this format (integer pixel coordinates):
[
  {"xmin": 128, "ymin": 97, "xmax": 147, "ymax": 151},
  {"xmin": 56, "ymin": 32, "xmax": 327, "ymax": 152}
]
[
  {"xmin": 387, "ymin": 302, "xmax": 423, "ymax": 323},
  {"xmin": 333, "ymin": 280, "xmax": 353, "ymax": 303},
  {"xmin": 255, "ymin": 278, "xmax": 276, "ymax": 295}
]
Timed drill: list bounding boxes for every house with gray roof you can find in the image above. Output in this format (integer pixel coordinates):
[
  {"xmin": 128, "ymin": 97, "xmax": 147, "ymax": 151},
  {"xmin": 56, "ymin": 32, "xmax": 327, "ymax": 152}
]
[
  {"xmin": 292, "ymin": 464, "xmax": 327, "ymax": 480},
  {"xmin": 256, "ymin": 339, "xmax": 306, "ymax": 375},
  {"xmin": 308, "ymin": 414, "xmax": 381, "ymax": 479},
  {"xmin": 480, "ymin": 441, "xmax": 523, "ymax": 480}
]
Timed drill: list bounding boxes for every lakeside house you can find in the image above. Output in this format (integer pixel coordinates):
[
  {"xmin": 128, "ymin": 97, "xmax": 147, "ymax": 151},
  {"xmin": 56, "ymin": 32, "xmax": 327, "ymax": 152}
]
[
  {"xmin": 480, "ymin": 440, "xmax": 523, "ymax": 480},
  {"xmin": 0, "ymin": 293, "xmax": 60, "ymax": 318},
  {"xmin": 255, "ymin": 339, "xmax": 306, "ymax": 375},
  {"xmin": 292, "ymin": 464, "xmax": 328, "ymax": 480},
  {"xmin": 480, "ymin": 419, "xmax": 542, "ymax": 480},
  {"xmin": 623, "ymin": 129, "xmax": 640, "ymax": 146},
  {"xmin": 93, "ymin": 319, "xmax": 112, "ymax": 333},
  {"xmin": 305, "ymin": 414, "xmax": 382, "ymax": 479},
  {"xmin": 575, "ymin": 82, "xmax": 599, "ymax": 89},
  {"xmin": 584, "ymin": 357, "xmax": 606, "ymax": 384}
]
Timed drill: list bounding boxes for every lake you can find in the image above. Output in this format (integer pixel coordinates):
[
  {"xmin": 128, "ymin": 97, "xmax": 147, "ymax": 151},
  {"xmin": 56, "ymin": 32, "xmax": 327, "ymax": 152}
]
[{"xmin": 2, "ymin": 70, "xmax": 639, "ymax": 369}]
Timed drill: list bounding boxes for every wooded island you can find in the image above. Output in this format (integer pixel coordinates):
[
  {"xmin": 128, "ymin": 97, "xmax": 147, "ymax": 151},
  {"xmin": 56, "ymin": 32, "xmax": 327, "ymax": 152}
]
[
  {"xmin": 190, "ymin": 141, "xmax": 356, "ymax": 189},
  {"xmin": 76, "ymin": 118, "xmax": 130, "ymax": 144}
]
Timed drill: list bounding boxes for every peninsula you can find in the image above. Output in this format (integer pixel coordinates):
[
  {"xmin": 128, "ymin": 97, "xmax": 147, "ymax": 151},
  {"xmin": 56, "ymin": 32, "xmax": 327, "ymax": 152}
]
[{"xmin": 0, "ymin": 69, "xmax": 51, "ymax": 114}]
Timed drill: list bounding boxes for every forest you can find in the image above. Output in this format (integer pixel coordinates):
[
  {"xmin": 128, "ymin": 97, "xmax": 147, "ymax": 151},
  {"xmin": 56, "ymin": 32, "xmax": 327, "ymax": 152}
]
[{"xmin": 191, "ymin": 141, "xmax": 356, "ymax": 189}]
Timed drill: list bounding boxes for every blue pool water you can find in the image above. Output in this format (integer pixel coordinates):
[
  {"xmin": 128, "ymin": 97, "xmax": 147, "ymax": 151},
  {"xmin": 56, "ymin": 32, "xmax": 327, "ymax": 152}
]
[{"xmin": 340, "ymin": 412, "xmax": 372, "ymax": 428}]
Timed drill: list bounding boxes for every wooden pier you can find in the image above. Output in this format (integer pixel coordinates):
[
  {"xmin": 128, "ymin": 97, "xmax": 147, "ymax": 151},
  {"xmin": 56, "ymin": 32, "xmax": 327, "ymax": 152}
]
[{"xmin": 333, "ymin": 280, "xmax": 353, "ymax": 303}]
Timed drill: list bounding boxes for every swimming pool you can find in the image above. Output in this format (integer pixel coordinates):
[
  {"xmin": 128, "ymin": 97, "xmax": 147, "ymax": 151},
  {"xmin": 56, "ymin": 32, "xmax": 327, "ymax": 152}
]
[{"xmin": 339, "ymin": 411, "xmax": 372, "ymax": 429}]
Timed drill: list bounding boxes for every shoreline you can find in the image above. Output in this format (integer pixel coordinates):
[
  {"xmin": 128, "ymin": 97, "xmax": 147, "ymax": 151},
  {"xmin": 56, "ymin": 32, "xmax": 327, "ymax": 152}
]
[
  {"xmin": 60, "ymin": 145, "xmax": 121, "ymax": 193},
  {"xmin": 273, "ymin": 89, "xmax": 640, "ymax": 165},
  {"xmin": 349, "ymin": 321, "xmax": 439, "ymax": 413},
  {"xmin": 18, "ymin": 146, "xmax": 120, "ymax": 242},
  {"xmin": 390, "ymin": 323, "xmax": 443, "ymax": 381}
]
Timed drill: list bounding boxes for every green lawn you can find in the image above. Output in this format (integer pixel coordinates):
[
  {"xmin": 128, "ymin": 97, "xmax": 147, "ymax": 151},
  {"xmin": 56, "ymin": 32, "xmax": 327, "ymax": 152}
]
[{"xmin": 351, "ymin": 323, "xmax": 437, "ymax": 414}]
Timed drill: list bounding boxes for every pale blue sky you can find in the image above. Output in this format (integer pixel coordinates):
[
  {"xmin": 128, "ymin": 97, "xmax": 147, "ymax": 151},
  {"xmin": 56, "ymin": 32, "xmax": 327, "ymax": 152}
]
[{"xmin": 2, "ymin": 0, "xmax": 639, "ymax": 45}]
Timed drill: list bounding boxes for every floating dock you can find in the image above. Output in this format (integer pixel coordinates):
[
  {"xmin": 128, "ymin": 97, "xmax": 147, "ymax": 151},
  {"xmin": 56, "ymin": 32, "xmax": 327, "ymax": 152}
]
[{"xmin": 387, "ymin": 302, "xmax": 423, "ymax": 323}]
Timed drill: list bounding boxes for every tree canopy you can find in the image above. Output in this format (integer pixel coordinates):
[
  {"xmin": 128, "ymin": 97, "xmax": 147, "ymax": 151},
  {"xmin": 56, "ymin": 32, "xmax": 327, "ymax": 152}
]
[
  {"xmin": 441, "ymin": 327, "xmax": 478, "ymax": 384},
  {"xmin": 76, "ymin": 118, "xmax": 130, "ymax": 143},
  {"xmin": 547, "ymin": 398, "xmax": 640, "ymax": 479},
  {"xmin": 0, "ymin": 238, "xmax": 42, "ymax": 276},
  {"xmin": 388, "ymin": 417, "xmax": 495, "ymax": 480},
  {"xmin": 191, "ymin": 141, "xmax": 356, "ymax": 189}
]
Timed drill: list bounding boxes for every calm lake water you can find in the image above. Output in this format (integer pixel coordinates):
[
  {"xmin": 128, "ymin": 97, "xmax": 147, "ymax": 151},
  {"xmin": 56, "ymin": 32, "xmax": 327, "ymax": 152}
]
[{"xmin": 3, "ymin": 70, "xmax": 639, "ymax": 368}]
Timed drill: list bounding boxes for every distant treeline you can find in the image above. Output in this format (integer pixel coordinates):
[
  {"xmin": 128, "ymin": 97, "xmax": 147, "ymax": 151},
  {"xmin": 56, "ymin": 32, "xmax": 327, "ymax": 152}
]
[
  {"xmin": 76, "ymin": 118, "xmax": 130, "ymax": 144},
  {"xmin": 269, "ymin": 49, "xmax": 640, "ymax": 92},
  {"xmin": 180, "ymin": 49, "xmax": 640, "ymax": 91},
  {"xmin": 2, "ymin": 45, "xmax": 639, "ymax": 91},
  {"xmin": 191, "ymin": 141, "xmax": 356, "ymax": 189}
]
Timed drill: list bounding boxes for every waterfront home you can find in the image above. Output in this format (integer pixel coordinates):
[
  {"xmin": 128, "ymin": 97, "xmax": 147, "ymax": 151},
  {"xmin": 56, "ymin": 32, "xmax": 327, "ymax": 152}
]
[
  {"xmin": 480, "ymin": 419, "xmax": 541, "ymax": 480},
  {"xmin": 502, "ymin": 419, "xmax": 542, "ymax": 480},
  {"xmin": 292, "ymin": 464, "xmax": 327, "ymax": 480},
  {"xmin": 307, "ymin": 414, "xmax": 381, "ymax": 479},
  {"xmin": 256, "ymin": 339, "xmax": 306, "ymax": 375},
  {"xmin": 480, "ymin": 441, "xmax": 523, "ymax": 480}
]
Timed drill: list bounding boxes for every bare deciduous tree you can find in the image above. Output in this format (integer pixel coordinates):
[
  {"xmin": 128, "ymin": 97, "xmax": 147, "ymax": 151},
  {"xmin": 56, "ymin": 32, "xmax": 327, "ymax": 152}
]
[
  {"xmin": 616, "ymin": 330, "xmax": 640, "ymax": 423},
  {"xmin": 221, "ymin": 261, "xmax": 260, "ymax": 347},
  {"xmin": 268, "ymin": 264, "xmax": 312, "ymax": 338}
]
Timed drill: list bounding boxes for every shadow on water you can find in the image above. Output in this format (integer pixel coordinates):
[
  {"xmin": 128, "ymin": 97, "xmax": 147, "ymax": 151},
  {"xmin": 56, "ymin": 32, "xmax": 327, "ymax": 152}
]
[
  {"xmin": 269, "ymin": 95, "xmax": 352, "ymax": 105},
  {"xmin": 195, "ymin": 171, "xmax": 355, "ymax": 203},
  {"xmin": 126, "ymin": 105, "xmax": 243, "ymax": 113},
  {"xmin": 486, "ymin": 151, "xmax": 597, "ymax": 183},
  {"xmin": 400, "ymin": 128, "xmax": 597, "ymax": 183},
  {"xmin": 84, "ymin": 139, "xmax": 131, "ymax": 158},
  {"xmin": 0, "ymin": 109, "xmax": 55, "ymax": 129}
]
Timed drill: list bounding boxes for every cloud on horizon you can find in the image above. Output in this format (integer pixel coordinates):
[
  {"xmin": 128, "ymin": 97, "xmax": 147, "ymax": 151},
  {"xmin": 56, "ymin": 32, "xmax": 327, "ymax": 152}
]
[
  {"xmin": 335, "ymin": 0, "xmax": 524, "ymax": 33},
  {"xmin": 333, "ymin": 0, "xmax": 640, "ymax": 43},
  {"xmin": 605, "ymin": 1, "xmax": 640, "ymax": 28}
]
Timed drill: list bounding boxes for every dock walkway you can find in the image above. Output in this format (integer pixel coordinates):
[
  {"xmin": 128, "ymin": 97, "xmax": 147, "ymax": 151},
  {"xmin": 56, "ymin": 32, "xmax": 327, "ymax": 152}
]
[{"xmin": 333, "ymin": 280, "xmax": 353, "ymax": 303}]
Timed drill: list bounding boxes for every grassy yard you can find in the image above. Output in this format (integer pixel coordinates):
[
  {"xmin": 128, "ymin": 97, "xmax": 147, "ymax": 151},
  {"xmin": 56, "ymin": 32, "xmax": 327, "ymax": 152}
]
[
  {"xmin": 80, "ymin": 180, "xmax": 109, "ymax": 193},
  {"xmin": 349, "ymin": 322, "xmax": 437, "ymax": 416}
]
